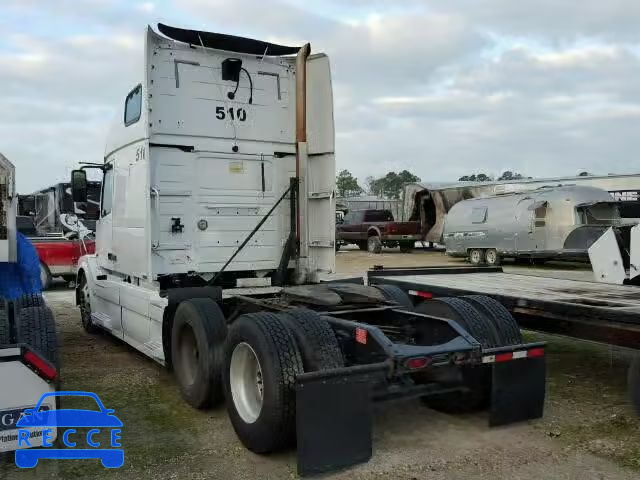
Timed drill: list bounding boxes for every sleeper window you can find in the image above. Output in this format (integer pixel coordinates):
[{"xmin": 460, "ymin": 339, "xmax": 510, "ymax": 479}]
[{"xmin": 124, "ymin": 84, "xmax": 142, "ymax": 126}]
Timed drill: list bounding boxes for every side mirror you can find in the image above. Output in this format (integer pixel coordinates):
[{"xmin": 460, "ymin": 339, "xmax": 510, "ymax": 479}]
[{"xmin": 71, "ymin": 169, "xmax": 88, "ymax": 203}]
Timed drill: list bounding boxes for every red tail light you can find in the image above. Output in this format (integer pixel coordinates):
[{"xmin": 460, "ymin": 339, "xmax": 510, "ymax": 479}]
[
  {"xmin": 527, "ymin": 347, "xmax": 545, "ymax": 358},
  {"xmin": 24, "ymin": 350, "xmax": 57, "ymax": 381},
  {"xmin": 406, "ymin": 357, "xmax": 430, "ymax": 370}
]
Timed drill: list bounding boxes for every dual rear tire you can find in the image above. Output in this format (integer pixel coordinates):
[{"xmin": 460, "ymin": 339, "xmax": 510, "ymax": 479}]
[
  {"xmin": 414, "ymin": 294, "xmax": 522, "ymax": 412},
  {"xmin": 170, "ymin": 301, "xmax": 344, "ymax": 454}
]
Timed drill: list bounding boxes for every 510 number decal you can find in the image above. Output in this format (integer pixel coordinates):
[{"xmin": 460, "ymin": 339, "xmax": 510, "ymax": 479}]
[{"xmin": 216, "ymin": 106, "xmax": 247, "ymax": 121}]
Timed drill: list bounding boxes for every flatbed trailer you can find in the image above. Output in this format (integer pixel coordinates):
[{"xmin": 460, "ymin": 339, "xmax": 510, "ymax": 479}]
[{"xmin": 367, "ymin": 265, "xmax": 640, "ymax": 413}]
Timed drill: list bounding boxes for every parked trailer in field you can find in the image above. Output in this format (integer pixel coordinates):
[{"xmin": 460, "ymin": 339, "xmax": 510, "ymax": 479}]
[
  {"xmin": 0, "ymin": 154, "xmax": 60, "ymax": 457},
  {"xmin": 444, "ymin": 185, "xmax": 622, "ymax": 266},
  {"xmin": 69, "ymin": 24, "xmax": 547, "ymax": 476},
  {"xmin": 368, "ymin": 265, "xmax": 640, "ymax": 416}
]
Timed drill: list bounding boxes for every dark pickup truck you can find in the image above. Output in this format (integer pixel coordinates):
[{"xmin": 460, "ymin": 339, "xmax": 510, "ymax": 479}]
[{"xmin": 336, "ymin": 209, "xmax": 421, "ymax": 253}]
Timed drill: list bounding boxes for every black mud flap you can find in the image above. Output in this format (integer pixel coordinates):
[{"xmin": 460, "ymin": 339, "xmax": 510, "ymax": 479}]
[
  {"xmin": 295, "ymin": 364, "xmax": 386, "ymax": 477},
  {"xmin": 489, "ymin": 356, "xmax": 546, "ymax": 427}
]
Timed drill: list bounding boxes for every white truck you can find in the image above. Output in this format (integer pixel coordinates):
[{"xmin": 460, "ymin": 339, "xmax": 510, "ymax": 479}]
[
  {"xmin": 70, "ymin": 24, "xmax": 547, "ymax": 475},
  {"xmin": 0, "ymin": 154, "xmax": 59, "ymax": 457}
]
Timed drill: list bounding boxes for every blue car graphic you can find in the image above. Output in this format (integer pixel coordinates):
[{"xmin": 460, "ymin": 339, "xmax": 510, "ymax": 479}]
[{"xmin": 15, "ymin": 391, "xmax": 124, "ymax": 468}]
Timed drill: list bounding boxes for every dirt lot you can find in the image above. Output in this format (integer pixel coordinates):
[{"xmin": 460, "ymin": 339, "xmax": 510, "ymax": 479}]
[{"xmin": 4, "ymin": 248, "xmax": 640, "ymax": 479}]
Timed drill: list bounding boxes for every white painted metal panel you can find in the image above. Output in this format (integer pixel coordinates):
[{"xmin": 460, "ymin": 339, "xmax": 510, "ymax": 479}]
[
  {"xmin": 588, "ymin": 228, "xmax": 627, "ymax": 284},
  {"xmin": 630, "ymin": 224, "xmax": 640, "ymax": 281}
]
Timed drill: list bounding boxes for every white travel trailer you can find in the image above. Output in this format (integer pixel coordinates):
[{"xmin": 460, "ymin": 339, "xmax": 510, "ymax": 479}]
[{"xmin": 444, "ymin": 185, "xmax": 622, "ymax": 265}]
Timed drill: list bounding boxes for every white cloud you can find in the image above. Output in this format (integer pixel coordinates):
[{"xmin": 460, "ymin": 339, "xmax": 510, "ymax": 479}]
[{"xmin": 2, "ymin": 0, "xmax": 640, "ymax": 192}]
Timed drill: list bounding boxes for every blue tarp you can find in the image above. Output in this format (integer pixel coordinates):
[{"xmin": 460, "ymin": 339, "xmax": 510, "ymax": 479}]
[{"xmin": 0, "ymin": 232, "xmax": 42, "ymax": 300}]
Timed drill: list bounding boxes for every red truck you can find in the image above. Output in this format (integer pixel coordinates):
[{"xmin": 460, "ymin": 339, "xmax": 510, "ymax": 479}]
[
  {"xmin": 17, "ymin": 216, "xmax": 95, "ymax": 289},
  {"xmin": 336, "ymin": 209, "xmax": 421, "ymax": 253}
]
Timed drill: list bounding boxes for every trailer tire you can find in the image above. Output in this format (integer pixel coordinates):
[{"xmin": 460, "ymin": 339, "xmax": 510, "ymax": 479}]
[
  {"xmin": 16, "ymin": 293, "xmax": 46, "ymax": 310},
  {"xmin": 281, "ymin": 309, "xmax": 344, "ymax": 371},
  {"xmin": 171, "ymin": 298, "xmax": 227, "ymax": 409},
  {"xmin": 0, "ymin": 300, "xmax": 10, "ymax": 345},
  {"xmin": 367, "ymin": 235, "xmax": 382, "ymax": 254},
  {"xmin": 461, "ymin": 295, "xmax": 522, "ymax": 345},
  {"xmin": 16, "ymin": 305, "xmax": 58, "ymax": 367},
  {"xmin": 485, "ymin": 248, "xmax": 501, "ymax": 266},
  {"xmin": 468, "ymin": 249, "xmax": 485, "ymax": 266},
  {"xmin": 224, "ymin": 312, "xmax": 303, "ymax": 453},
  {"xmin": 374, "ymin": 284, "xmax": 413, "ymax": 310}
]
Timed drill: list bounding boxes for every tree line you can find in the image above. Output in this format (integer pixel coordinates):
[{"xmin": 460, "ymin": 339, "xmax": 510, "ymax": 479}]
[{"xmin": 336, "ymin": 170, "xmax": 420, "ymax": 199}]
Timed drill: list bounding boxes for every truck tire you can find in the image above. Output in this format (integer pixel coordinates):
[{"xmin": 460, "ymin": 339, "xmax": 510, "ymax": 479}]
[
  {"xmin": 415, "ymin": 297, "xmax": 500, "ymax": 348},
  {"xmin": 171, "ymin": 298, "xmax": 227, "ymax": 409},
  {"xmin": 357, "ymin": 241, "xmax": 368, "ymax": 251},
  {"xmin": 399, "ymin": 241, "xmax": 414, "ymax": 253},
  {"xmin": 16, "ymin": 293, "xmax": 46, "ymax": 310},
  {"xmin": 40, "ymin": 262, "xmax": 52, "ymax": 290},
  {"xmin": 280, "ymin": 308, "xmax": 344, "ymax": 371},
  {"xmin": 78, "ymin": 273, "xmax": 99, "ymax": 334},
  {"xmin": 461, "ymin": 295, "xmax": 522, "ymax": 345},
  {"xmin": 15, "ymin": 305, "xmax": 58, "ymax": 367},
  {"xmin": 468, "ymin": 249, "xmax": 485, "ymax": 266},
  {"xmin": 367, "ymin": 235, "xmax": 382, "ymax": 254},
  {"xmin": 629, "ymin": 356, "xmax": 640, "ymax": 416},
  {"xmin": 485, "ymin": 248, "xmax": 501, "ymax": 266},
  {"xmin": 374, "ymin": 284, "xmax": 413, "ymax": 310},
  {"xmin": 224, "ymin": 312, "xmax": 303, "ymax": 453},
  {"xmin": 414, "ymin": 298, "xmax": 500, "ymax": 413},
  {"xmin": 0, "ymin": 300, "xmax": 10, "ymax": 345}
]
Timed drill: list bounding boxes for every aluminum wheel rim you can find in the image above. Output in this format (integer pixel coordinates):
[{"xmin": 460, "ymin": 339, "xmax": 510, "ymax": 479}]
[
  {"xmin": 81, "ymin": 280, "xmax": 91, "ymax": 324},
  {"xmin": 230, "ymin": 342, "xmax": 264, "ymax": 424},
  {"xmin": 470, "ymin": 250, "xmax": 481, "ymax": 263},
  {"xmin": 486, "ymin": 250, "xmax": 496, "ymax": 264}
]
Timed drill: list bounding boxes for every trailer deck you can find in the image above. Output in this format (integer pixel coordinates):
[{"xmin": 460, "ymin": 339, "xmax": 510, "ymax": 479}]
[{"xmin": 368, "ymin": 266, "xmax": 640, "ymax": 350}]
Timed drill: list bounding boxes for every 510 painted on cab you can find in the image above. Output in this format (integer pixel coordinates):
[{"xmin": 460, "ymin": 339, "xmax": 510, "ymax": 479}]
[{"xmin": 215, "ymin": 106, "xmax": 247, "ymax": 121}]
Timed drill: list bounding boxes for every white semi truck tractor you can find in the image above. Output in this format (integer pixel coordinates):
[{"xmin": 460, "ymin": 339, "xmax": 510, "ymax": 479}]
[{"xmin": 70, "ymin": 24, "xmax": 547, "ymax": 475}]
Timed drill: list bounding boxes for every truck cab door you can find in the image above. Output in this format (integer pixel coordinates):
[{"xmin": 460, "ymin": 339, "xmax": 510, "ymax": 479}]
[{"xmin": 91, "ymin": 164, "xmax": 123, "ymax": 337}]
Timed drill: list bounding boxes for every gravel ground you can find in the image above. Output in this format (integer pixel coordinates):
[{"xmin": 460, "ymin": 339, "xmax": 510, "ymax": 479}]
[{"xmin": 4, "ymin": 248, "xmax": 639, "ymax": 479}]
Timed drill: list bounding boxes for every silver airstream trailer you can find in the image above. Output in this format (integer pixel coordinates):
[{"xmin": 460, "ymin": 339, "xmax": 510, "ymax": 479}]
[{"xmin": 444, "ymin": 185, "xmax": 622, "ymax": 265}]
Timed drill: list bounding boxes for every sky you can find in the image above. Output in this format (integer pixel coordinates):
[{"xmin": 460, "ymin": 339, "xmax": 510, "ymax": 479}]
[{"xmin": 2, "ymin": 1, "xmax": 640, "ymax": 192}]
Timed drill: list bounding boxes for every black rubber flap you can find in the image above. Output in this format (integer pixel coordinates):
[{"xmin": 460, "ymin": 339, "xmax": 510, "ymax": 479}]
[
  {"xmin": 157, "ymin": 23, "xmax": 301, "ymax": 56},
  {"xmin": 489, "ymin": 356, "xmax": 546, "ymax": 426},
  {"xmin": 296, "ymin": 371, "xmax": 375, "ymax": 476}
]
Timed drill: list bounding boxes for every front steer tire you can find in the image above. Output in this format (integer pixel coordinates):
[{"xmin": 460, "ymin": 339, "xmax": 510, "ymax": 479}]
[
  {"xmin": 78, "ymin": 274, "xmax": 99, "ymax": 334},
  {"xmin": 223, "ymin": 312, "xmax": 303, "ymax": 453},
  {"xmin": 171, "ymin": 298, "xmax": 227, "ymax": 409}
]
